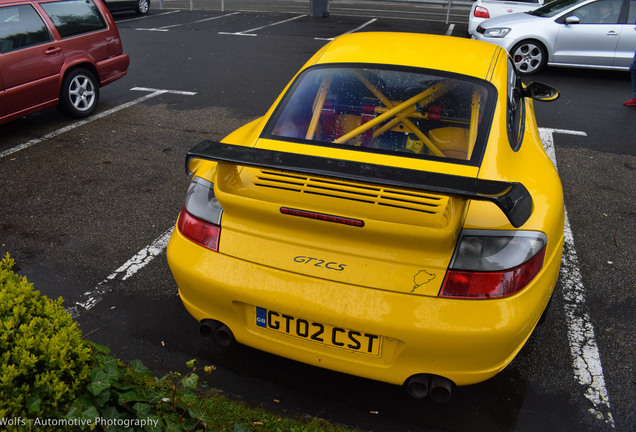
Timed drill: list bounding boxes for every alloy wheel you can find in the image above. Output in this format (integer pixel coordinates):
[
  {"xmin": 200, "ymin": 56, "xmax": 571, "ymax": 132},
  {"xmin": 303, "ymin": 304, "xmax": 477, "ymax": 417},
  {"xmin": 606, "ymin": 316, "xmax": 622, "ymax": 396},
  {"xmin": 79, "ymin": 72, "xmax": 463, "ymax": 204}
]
[
  {"xmin": 68, "ymin": 74, "xmax": 96, "ymax": 113},
  {"xmin": 512, "ymin": 42, "xmax": 546, "ymax": 75}
]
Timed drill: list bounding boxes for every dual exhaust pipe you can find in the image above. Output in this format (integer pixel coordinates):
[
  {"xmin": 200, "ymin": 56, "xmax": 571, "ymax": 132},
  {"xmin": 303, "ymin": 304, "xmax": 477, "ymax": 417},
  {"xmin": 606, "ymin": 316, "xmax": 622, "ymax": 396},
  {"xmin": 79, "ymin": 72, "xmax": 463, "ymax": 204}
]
[
  {"xmin": 199, "ymin": 319, "xmax": 235, "ymax": 347},
  {"xmin": 405, "ymin": 374, "xmax": 453, "ymax": 403},
  {"xmin": 199, "ymin": 320, "xmax": 453, "ymax": 402}
]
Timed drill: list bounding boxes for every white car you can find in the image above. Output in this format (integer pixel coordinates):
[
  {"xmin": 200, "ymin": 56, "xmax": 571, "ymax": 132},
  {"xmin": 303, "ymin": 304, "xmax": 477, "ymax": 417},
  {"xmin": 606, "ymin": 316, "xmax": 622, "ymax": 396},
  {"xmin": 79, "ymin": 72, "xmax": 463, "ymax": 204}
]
[
  {"xmin": 468, "ymin": 0, "xmax": 545, "ymax": 36},
  {"xmin": 473, "ymin": 0, "xmax": 636, "ymax": 74}
]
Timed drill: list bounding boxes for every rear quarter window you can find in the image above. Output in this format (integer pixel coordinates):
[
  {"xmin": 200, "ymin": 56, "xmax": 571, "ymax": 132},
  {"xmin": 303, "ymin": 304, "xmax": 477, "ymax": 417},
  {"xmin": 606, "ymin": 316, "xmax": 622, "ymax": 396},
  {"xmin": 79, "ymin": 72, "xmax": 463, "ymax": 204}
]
[
  {"xmin": 507, "ymin": 59, "xmax": 525, "ymax": 150},
  {"xmin": 39, "ymin": 0, "xmax": 106, "ymax": 38},
  {"xmin": 0, "ymin": 4, "xmax": 52, "ymax": 53}
]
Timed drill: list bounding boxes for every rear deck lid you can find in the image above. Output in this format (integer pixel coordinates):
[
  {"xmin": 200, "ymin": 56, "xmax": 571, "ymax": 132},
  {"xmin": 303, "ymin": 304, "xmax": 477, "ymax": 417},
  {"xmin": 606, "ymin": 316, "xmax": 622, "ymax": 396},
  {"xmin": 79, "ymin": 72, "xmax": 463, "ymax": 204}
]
[
  {"xmin": 186, "ymin": 62, "xmax": 532, "ymax": 297},
  {"xmin": 189, "ymin": 141, "xmax": 532, "ymax": 297}
]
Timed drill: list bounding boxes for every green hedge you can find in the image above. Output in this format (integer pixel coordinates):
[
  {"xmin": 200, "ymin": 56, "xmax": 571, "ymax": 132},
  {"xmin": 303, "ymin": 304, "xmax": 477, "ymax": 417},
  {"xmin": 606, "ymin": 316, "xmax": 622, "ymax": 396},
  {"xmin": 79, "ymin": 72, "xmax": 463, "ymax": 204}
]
[{"xmin": 0, "ymin": 253, "xmax": 93, "ymax": 427}]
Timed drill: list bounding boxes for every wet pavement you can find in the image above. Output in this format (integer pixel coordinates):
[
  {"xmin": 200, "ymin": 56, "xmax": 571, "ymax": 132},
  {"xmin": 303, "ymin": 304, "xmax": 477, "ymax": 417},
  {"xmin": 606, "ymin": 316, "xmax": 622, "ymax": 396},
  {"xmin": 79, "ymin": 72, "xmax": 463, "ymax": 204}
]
[{"xmin": 1, "ymin": 1, "xmax": 634, "ymax": 431}]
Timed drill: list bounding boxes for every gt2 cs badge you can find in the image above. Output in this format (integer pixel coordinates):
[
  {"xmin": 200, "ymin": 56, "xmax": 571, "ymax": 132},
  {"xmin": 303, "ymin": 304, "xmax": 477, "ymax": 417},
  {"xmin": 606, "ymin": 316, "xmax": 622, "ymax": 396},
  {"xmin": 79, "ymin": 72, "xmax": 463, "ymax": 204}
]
[{"xmin": 294, "ymin": 256, "xmax": 347, "ymax": 271}]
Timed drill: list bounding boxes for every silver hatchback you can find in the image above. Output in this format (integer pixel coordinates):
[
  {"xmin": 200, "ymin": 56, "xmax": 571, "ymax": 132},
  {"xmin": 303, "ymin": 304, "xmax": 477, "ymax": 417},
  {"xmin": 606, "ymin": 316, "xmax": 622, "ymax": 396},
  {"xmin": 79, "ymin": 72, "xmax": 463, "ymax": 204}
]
[{"xmin": 473, "ymin": 0, "xmax": 636, "ymax": 74}]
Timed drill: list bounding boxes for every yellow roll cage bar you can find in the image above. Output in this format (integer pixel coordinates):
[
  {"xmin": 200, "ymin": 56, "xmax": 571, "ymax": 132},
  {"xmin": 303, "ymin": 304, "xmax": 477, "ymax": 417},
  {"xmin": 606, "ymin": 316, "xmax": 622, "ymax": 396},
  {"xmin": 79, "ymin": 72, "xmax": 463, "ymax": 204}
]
[{"xmin": 304, "ymin": 69, "xmax": 482, "ymax": 160}]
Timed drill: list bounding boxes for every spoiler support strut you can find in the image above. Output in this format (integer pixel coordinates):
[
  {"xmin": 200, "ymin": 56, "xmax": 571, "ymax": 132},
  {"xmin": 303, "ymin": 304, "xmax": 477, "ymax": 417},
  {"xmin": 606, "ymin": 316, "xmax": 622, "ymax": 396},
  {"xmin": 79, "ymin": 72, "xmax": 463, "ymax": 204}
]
[{"xmin": 186, "ymin": 140, "xmax": 533, "ymax": 228}]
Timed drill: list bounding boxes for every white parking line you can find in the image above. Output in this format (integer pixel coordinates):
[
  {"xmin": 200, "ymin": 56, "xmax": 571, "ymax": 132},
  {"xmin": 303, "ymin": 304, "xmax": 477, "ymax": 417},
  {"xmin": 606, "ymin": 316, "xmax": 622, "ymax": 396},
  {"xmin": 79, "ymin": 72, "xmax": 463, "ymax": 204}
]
[
  {"xmin": 195, "ymin": 11, "xmax": 240, "ymax": 23},
  {"xmin": 315, "ymin": 18, "xmax": 377, "ymax": 41},
  {"xmin": 130, "ymin": 86, "xmax": 197, "ymax": 96},
  {"xmin": 136, "ymin": 11, "xmax": 239, "ymax": 31},
  {"xmin": 219, "ymin": 14, "xmax": 307, "ymax": 36},
  {"xmin": 331, "ymin": 6, "xmax": 456, "ymax": 22},
  {"xmin": 117, "ymin": 9, "xmax": 180, "ymax": 23},
  {"xmin": 0, "ymin": 87, "xmax": 196, "ymax": 159},
  {"xmin": 540, "ymin": 127, "xmax": 615, "ymax": 428},
  {"xmin": 68, "ymin": 228, "xmax": 174, "ymax": 318},
  {"xmin": 2, "ymin": 86, "xmax": 195, "ymax": 319}
]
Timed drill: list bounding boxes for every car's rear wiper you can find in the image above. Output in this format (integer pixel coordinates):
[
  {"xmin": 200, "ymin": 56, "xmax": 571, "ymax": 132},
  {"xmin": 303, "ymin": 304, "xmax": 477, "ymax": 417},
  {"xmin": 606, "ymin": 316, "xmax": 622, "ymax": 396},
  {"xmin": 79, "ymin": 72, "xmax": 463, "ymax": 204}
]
[{"xmin": 186, "ymin": 140, "xmax": 534, "ymax": 228}]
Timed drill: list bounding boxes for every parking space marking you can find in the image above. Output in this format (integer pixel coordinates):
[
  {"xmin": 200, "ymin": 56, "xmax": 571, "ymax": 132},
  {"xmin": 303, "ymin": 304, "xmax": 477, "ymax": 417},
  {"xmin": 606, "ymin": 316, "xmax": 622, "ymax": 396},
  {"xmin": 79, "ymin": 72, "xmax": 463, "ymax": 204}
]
[
  {"xmin": 195, "ymin": 11, "xmax": 240, "ymax": 23},
  {"xmin": 68, "ymin": 228, "xmax": 174, "ymax": 318},
  {"xmin": 540, "ymin": 127, "xmax": 615, "ymax": 428},
  {"xmin": 117, "ymin": 9, "xmax": 180, "ymax": 24},
  {"xmin": 130, "ymin": 86, "xmax": 197, "ymax": 96},
  {"xmin": 135, "ymin": 11, "xmax": 239, "ymax": 31},
  {"xmin": 0, "ymin": 87, "xmax": 195, "ymax": 160},
  {"xmin": 315, "ymin": 18, "xmax": 377, "ymax": 41},
  {"xmin": 219, "ymin": 14, "xmax": 307, "ymax": 36},
  {"xmin": 136, "ymin": 26, "xmax": 169, "ymax": 32},
  {"xmin": 331, "ymin": 7, "xmax": 446, "ymax": 21}
]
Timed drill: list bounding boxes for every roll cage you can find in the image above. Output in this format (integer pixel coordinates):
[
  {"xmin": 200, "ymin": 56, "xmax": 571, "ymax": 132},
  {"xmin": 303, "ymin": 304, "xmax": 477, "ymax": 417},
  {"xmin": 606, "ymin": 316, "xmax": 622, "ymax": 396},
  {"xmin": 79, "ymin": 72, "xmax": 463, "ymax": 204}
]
[{"xmin": 263, "ymin": 65, "xmax": 496, "ymax": 166}]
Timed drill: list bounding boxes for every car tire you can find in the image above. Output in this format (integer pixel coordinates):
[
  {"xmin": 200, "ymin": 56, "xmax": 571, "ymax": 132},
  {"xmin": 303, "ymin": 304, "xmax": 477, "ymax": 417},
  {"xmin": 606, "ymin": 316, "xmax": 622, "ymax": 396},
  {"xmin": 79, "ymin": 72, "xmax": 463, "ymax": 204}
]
[
  {"xmin": 135, "ymin": 0, "xmax": 150, "ymax": 15},
  {"xmin": 60, "ymin": 68, "xmax": 99, "ymax": 118},
  {"xmin": 511, "ymin": 40, "xmax": 547, "ymax": 75}
]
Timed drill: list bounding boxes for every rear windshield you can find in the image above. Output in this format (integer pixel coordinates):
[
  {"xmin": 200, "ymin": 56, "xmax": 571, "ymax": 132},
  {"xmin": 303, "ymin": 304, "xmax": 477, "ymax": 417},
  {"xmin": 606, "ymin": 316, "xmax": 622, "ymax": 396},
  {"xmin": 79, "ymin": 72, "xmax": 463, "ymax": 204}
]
[
  {"xmin": 263, "ymin": 65, "xmax": 495, "ymax": 165},
  {"xmin": 40, "ymin": 0, "xmax": 106, "ymax": 38}
]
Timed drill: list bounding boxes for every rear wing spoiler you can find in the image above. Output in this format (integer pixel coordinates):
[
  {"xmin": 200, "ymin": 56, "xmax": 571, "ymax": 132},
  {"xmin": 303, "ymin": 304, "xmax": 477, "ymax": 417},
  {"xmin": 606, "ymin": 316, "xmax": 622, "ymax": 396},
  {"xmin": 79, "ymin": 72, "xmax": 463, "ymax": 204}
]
[{"xmin": 186, "ymin": 140, "xmax": 533, "ymax": 228}]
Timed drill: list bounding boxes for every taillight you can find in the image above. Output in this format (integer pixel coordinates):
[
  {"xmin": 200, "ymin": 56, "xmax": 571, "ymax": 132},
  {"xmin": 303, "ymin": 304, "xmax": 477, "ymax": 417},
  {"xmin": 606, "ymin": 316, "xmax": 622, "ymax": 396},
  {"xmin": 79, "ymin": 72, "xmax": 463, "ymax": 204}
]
[
  {"xmin": 177, "ymin": 177, "xmax": 223, "ymax": 251},
  {"xmin": 178, "ymin": 209, "xmax": 220, "ymax": 251},
  {"xmin": 440, "ymin": 230, "xmax": 546, "ymax": 299},
  {"xmin": 474, "ymin": 6, "xmax": 490, "ymax": 19}
]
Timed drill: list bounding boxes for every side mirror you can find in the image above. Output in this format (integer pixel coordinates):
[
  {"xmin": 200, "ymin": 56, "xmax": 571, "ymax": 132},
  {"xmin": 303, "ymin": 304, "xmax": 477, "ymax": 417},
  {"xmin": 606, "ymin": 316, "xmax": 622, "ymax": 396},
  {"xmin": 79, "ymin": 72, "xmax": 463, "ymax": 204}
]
[
  {"xmin": 523, "ymin": 82, "xmax": 560, "ymax": 102},
  {"xmin": 565, "ymin": 15, "xmax": 580, "ymax": 24}
]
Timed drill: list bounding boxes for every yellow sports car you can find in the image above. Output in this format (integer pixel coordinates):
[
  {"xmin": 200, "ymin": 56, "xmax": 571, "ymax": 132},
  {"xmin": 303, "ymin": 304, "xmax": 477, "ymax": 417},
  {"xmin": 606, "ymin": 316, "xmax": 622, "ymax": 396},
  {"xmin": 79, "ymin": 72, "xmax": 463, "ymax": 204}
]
[{"xmin": 167, "ymin": 32, "xmax": 563, "ymax": 402}]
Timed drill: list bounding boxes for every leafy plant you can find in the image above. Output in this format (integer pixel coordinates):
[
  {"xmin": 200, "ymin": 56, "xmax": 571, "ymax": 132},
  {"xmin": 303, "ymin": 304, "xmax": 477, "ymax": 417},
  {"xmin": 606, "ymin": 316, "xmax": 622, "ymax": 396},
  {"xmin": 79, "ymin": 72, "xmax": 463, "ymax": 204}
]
[
  {"xmin": 0, "ymin": 253, "xmax": 92, "ymax": 428},
  {"xmin": 65, "ymin": 347, "xmax": 218, "ymax": 431},
  {"xmin": 67, "ymin": 348, "xmax": 356, "ymax": 432}
]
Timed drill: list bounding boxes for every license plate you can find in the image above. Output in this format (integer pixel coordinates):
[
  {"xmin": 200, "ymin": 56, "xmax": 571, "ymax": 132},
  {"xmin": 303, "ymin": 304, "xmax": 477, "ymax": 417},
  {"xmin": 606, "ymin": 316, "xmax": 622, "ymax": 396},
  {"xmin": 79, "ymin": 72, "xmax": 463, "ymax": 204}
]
[{"xmin": 255, "ymin": 306, "xmax": 381, "ymax": 356}]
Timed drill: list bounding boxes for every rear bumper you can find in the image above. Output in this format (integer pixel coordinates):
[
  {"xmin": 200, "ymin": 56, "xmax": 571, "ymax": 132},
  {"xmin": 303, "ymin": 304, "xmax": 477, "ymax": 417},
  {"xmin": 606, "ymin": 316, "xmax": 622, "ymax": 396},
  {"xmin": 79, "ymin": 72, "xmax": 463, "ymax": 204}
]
[
  {"xmin": 167, "ymin": 225, "xmax": 562, "ymax": 387},
  {"xmin": 96, "ymin": 53, "xmax": 130, "ymax": 86},
  {"xmin": 467, "ymin": 17, "xmax": 484, "ymax": 37}
]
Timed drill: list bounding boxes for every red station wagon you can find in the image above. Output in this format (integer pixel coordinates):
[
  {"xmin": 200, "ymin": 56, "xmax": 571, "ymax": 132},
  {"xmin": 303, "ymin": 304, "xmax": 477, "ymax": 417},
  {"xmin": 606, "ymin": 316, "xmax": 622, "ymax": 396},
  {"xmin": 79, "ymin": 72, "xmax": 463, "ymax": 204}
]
[{"xmin": 0, "ymin": 0, "xmax": 129, "ymax": 125}]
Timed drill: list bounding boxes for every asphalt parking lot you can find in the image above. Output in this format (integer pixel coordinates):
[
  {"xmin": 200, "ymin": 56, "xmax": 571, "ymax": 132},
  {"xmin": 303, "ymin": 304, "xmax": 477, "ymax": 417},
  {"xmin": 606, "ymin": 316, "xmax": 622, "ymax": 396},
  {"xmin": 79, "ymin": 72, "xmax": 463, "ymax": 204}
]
[{"xmin": 1, "ymin": 1, "xmax": 635, "ymax": 431}]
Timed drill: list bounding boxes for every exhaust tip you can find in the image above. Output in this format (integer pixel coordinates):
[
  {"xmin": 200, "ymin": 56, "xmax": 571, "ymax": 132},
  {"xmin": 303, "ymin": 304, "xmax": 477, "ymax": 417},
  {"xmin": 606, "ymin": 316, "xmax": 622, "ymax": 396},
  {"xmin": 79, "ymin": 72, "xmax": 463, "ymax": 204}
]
[
  {"xmin": 429, "ymin": 376, "xmax": 453, "ymax": 403},
  {"xmin": 405, "ymin": 374, "xmax": 430, "ymax": 399},
  {"xmin": 405, "ymin": 374, "xmax": 454, "ymax": 402},
  {"xmin": 199, "ymin": 319, "xmax": 221, "ymax": 340},
  {"xmin": 200, "ymin": 320, "xmax": 235, "ymax": 347},
  {"xmin": 214, "ymin": 324, "xmax": 235, "ymax": 347}
]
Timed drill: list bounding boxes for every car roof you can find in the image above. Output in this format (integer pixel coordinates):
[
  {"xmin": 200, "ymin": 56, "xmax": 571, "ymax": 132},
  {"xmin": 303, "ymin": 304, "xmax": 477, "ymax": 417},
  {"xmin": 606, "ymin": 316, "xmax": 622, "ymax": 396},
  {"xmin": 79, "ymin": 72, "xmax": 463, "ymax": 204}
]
[{"xmin": 310, "ymin": 32, "xmax": 503, "ymax": 80}]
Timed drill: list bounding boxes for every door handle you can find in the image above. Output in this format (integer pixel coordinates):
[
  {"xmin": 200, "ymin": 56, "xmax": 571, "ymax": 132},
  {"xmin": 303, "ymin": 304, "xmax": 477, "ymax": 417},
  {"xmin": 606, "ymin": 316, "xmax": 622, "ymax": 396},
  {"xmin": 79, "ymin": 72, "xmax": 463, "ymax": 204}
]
[
  {"xmin": 45, "ymin": 46, "xmax": 62, "ymax": 54},
  {"xmin": 606, "ymin": 30, "xmax": 619, "ymax": 36}
]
